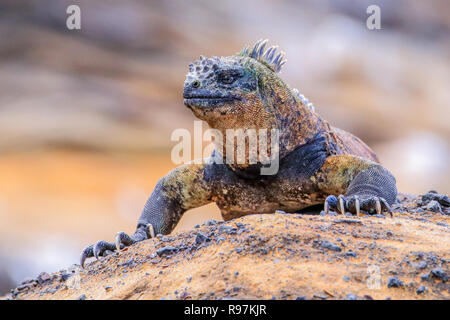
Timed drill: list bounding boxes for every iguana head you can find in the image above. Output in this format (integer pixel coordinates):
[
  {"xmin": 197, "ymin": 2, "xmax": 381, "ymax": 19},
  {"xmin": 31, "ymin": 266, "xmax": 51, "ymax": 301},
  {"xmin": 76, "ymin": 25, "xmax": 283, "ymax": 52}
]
[
  {"xmin": 183, "ymin": 39, "xmax": 290, "ymax": 130},
  {"xmin": 183, "ymin": 39, "xmax": 326, "ymax": 161}
]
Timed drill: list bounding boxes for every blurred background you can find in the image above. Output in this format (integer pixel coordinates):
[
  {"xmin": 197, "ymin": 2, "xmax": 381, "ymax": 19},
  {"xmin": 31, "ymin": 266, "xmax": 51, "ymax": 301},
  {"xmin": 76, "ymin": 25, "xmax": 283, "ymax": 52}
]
[{"xmin": 0, "ymin": 0, "xmax": 449, "ymax": 294}]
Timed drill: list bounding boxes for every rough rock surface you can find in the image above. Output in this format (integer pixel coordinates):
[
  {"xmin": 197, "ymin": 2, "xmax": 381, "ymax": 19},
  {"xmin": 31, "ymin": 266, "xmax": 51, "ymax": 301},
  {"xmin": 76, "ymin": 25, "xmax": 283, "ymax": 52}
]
[{"xmin": 3, "ymin": 194, "xmax": 449, "ymax": 300}]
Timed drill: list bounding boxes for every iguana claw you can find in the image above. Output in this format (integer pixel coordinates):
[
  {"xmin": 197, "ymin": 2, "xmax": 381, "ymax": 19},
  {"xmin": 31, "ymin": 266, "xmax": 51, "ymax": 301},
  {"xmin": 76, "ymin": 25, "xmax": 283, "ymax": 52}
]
[
  {"xmin": 354, "ymin": 195, "xmax": 361, "ymax": 217},
  {"xmin": 324, "ymin": 195, "xmax": 337, "ymax": 215},
  {"xmin": 375, "ymin": 197, "xmax": 382, "ymax": 215},
  {"xmin": 80, "ymin": 244, "xmax": 93, "ymax": 269},
  {"xmin": 147, "ymin": 223, "xmax": 155, "ymax": 238},
  {"xmin": 79, "ymin": 241, "xmax": 116, "ymax": 268},
  {"xmin": 115, "ymin": 232, "xmax": 135, "ymax": 251},
  {"xmin": 115, "ymin": 223, "xmax": 155, "ymax": 251},
  {"xmin": 80, "ymin": 223, "xmax": 155, "ymax": 268},
  {"xmin": 324, "ymin": 194, "xmax": 392, "ymax": 217},
  {"xmin": 338, "ymin": 195, "xmax": 346, "ymax": 214},
  {"xmin": 93, "ymin": 240, "xmax": 116, "ymax": 260}
]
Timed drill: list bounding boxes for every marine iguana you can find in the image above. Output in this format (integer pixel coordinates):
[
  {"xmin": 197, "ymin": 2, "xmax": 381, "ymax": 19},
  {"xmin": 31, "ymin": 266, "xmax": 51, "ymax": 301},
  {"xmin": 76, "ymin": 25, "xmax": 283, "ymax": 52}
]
[{"xmin": 81, "ymin": 39, "xmax": 399, "ymax": 267}]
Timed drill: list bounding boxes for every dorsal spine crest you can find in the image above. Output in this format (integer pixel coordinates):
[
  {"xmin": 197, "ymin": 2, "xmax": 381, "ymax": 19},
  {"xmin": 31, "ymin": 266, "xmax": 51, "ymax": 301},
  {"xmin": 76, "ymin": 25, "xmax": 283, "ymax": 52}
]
[{"xmin": 239, "ymin": 39, "xmax": 287, "ymax": 73}]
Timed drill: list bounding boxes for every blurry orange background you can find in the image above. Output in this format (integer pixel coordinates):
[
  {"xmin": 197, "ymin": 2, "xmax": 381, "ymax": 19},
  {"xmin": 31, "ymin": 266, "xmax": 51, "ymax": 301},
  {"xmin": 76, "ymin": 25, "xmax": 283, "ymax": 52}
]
[{"xmin": 0, "ymin": 0, "xmax": 449, "ymax": 293}]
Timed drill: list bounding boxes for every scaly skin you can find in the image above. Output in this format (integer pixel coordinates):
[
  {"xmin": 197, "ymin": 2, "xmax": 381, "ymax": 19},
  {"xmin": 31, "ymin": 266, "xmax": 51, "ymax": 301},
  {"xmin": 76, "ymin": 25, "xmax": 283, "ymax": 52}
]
[{"xmin": 81, "ymin": 39, "xmax": 398, "ymax": 267}]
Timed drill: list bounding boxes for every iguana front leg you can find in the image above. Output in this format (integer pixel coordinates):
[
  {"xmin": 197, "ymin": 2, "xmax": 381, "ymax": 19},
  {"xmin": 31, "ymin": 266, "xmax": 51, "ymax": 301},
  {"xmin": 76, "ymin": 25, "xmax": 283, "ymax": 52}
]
[
  {"xmin": 80, "ymin": 162, "xmax": 213, "ymax": 267},
  {"xmin": 315, "ymin": 155, "xmax": 397, "ymax": 217}
]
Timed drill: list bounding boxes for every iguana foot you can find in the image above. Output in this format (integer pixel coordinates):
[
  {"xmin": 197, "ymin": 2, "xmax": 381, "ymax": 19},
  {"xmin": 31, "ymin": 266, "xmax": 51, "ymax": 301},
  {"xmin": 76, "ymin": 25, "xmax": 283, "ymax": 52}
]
[
  {"xmin": 324, "ymin": 194, "xmax": 392, "ymax": 217},
  {"xmin": 80, "ymin": 223, "xmax": 155, "ymax": 268}
]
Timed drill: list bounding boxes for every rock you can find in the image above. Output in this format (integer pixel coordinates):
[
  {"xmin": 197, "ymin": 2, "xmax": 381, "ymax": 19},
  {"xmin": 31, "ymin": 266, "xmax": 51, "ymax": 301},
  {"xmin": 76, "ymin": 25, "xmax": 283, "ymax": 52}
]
[
  {"xmin": 216, "ymin": 236, "xmax": 225, "ymax": 243},
  {"xmin": 430, "ymin": 268, "xmax": 448, "ymax": 282},
  {"xmin": 425, "ymin": 200, "xmax": 442, "ymax": 213},
  {"xmin": 37, "ymin": 272, "xmax": 51, "ymax": 284},
  {"xmin": 156, "ymin": 246, "xmax": 176, "ymax": 257},
  {"xmin": 320, "ymin": 240, "xmax": 342, "ymax": 252},
  {"xmin": 205, "ymin": 220, "xmax": 217, "ymax": 226},
  {"xmin": 218, "ymin": 225, "xmax": 237, "ymax": 235},
  {"xmin": 346, "ymin": 294, "xmax": 357, "ymax": 300},
  {"xmin": 118, "ymin": 259, "xmax": 135, "ymax": 267},
  {"xmin": 5, "ymin": 202, "xmax": 450, "ymax": 300},
  {"xmin": 20, "ymin": 277, "xmax": 36, "ymax": 285},
  {"xmin": 411, "ymin": 261, "xmax": 427, "ymax": 269},
  {"xmin": 416, "ymin": 286, "xmax": 426, "ymax": 294},
  {"xmin": 387, "ymin": 277, "xmax": 404, "ymax": 288},
  {"xmin": 195, "ymin": 232, "xmax": 209, "ymax": 245},
  {"xmin": 77, "ymin": 294, "xmax": 86, "ymax": 300},
  {"xmin": 60, "ymin": 272, "xmax": 72, "ymax": 281},
  {"xmin": 421, "ymin": 274, "xmax": 430, "ymax": 281},
  {"xmin": 421, "ymin": 193, "xmax": 450, "ymax": 207},
  {"xmin": 313, "ymin": 293, "xmax": 327, "ymax": 299},
  {"xmin": 160, "ymin": 236, "xmax": 171, "ymax": 242},
  {"xmin": 333, "ymin": 219, "xmax": 362, "ymax": 225},
  {"xmin": 17, "ymin": 284, "xmax": 32, "ymax": 291}
]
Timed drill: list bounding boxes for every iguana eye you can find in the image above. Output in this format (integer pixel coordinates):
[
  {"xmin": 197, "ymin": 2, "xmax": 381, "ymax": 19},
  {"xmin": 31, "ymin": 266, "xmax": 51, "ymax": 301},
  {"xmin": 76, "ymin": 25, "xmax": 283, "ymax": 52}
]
[{"xmin": 219, "ymin": 74, "xmax": 236, "ymax": 84}]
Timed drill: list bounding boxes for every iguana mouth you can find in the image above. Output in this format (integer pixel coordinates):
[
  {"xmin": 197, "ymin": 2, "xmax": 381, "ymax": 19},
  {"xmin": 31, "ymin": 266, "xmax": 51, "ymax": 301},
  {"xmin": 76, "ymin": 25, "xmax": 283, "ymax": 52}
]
[{"xmin": 183, "ymin": 95, "xmax": 240, "ymax": 108}]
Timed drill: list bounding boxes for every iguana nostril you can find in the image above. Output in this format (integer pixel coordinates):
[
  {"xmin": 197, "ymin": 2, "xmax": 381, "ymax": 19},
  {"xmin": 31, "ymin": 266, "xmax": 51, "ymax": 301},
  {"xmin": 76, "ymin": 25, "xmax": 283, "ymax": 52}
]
[{"xmin": 192, "ymin": 80, "xmax": 201, "ymax": 88}]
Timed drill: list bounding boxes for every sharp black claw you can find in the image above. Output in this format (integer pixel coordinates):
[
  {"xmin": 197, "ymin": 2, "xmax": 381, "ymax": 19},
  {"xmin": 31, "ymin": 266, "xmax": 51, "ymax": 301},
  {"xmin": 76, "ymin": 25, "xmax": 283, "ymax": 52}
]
[
  {"xmin": 348, "ymin": 195, "xmax": 394, "ymax": 217},
  {"xmin": 379, "ymin": 197, "xmax": 393, "ymax": 217},
  {"xmin": 94, "ymin": 242, "xmax": 102, "ymax": 260},
  {"xmin": 338, "ymin": 195, "xmax": 346, "ymax": 214},
  {"xmin": 93, "ymin": 240, "xmax": 116, "ymax": 260},
  {"xmin": 324, "ymin": 200, "xmax": 329, "ymax": 214},
  {"xmin": 80, "ymin": 244, "xmax": 94, "ymax": 269},
  {"xmin": 115, "ymin": 233, "xmax": 122, "ymax": 252},
  {"xmin": 354, "ymin": 195, "xmax": 361, "ymax": 217},
  {"xmin": 324, "ymin": 195, "xmax": 338, "ymax": 215},
  {"xmin": 115, "ymin": 232, "xmax": 135, "ymax": 251},
  {"xmin": 81, "ymin": 226, "xmax": 153, "ymax": 268},
  {"xmin": 375, "ymin": 197, "xmax": 382, "ymax": 215},
  {"xmin": 147, "ymin": 223, "xmax": 155, "ymax": 238}
]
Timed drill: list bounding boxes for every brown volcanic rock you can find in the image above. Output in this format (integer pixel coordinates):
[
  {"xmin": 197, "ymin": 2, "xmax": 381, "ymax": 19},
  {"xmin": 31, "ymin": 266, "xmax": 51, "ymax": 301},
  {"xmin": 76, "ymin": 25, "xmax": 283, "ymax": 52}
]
[{"xmin": 4, "ymin": 195, "xmax": 450, "ymax": 300}]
